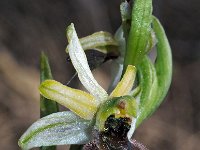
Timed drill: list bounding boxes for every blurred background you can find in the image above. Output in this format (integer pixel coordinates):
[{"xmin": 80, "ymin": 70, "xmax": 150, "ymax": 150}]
[{"xmin": 0, "ymin": 0, "xmax": 199, "ymax": 149}]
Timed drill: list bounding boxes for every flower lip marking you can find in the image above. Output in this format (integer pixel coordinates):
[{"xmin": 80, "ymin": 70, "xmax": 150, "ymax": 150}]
[
  {"xmin": 118, "ymin": 101, "xmax": 126, "ymax": 109},
  {"xmin": 96, "ymin": 96, "xmax": 137, "ymax": 132}
]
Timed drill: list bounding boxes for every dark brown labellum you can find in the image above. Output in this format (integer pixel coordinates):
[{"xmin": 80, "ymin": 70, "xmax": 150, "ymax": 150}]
[{"xmin": 83, "ymin": 115, "xmax": 148, "ymax": 150}]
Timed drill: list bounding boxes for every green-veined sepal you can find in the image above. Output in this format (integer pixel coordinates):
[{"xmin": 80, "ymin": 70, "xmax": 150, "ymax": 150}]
[
  {"xmin": 19, "ymin": 111, "xmax": 92, "ymax": 150},
  {"xmin": 66, "ymin": 23, "xmax": 108, "ymax": 102}
]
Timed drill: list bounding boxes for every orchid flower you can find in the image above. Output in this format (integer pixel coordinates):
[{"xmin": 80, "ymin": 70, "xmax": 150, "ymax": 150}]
[
  {"xmin": 18, "ymin": 0, "xmax": 172, "ymax": 149},
  {"xmin": 18, "ymin": 24, "xmax": 138, "ymax": 150}
]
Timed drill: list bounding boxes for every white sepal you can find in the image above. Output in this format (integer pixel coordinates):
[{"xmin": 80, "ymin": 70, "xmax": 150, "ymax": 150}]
[
  {"xmin": 66, "ymin": 23, "xmax": 108, "ymax": 103},
  {"xmin": 19, "ymin": 111, "xmax": 92, "ymax": 150}
]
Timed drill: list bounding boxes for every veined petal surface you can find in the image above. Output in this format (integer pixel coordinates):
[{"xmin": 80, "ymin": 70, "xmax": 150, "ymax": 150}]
[
  {"xmin": 19, "ymin": 111, "xmax": 92, "ymax": 150},
  {"xmin": 39, "ymin": 80, "xmax": 97, "ymax": 120},
  {"xmin": 80, "ymin": 31, "xmax": 118, "ymax": 53}
]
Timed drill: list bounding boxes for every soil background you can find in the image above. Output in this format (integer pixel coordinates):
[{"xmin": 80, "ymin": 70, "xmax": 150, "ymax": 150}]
[{"xmin": 0, "ymin": 0, "xmax": 199, "ymax": 150}]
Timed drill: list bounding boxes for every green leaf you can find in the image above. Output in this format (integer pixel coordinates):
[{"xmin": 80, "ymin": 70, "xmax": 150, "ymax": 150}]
[
  {"xmin": 40, "ymin": 52, "xmax": 59, "ymax": 150},
  {"xmin": 18, "ymin": 111, "xmax": 92, "ymax": 150},
  {"xmin": 123, "ymin": 0, "xmax": 153, "ymax": 69},
  {"xmin": 66, "ymin": 23, "xmax": 108, "ymax": 102},
  {"xmin": 39, "ymin": 80, "xmax": 98, "ymax": 120},
  {"xmin": 40, "ymin": 52, "xmax": 59, "ymax": 118}
]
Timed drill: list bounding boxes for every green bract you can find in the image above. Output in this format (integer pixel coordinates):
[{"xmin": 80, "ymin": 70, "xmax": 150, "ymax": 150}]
[
  {"xmin": 19, "ymin": 0, "xmax": 172, "ymax": 149},
  {"xmin": 135, "ymin": 17, "xmax": 172, "ymax": 127},
  {"xmin": 124, "ymin": 0, "xmax": 153, "ymax": 69}
]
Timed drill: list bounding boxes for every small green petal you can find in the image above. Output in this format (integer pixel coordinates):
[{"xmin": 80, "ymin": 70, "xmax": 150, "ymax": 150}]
[
  {"xmin": 110, "ymin": 65, "xmax": 136, "ymax": 97},
  {"xmin": 39, "ymin": 80, "xmax": 98, "ymax": 120},
  {"xmin": 66, "ymin": 30, "xmax": 119, "ymax": 58},
  {"xmin": 66, "ymin": 23, "xmax": 108, "ymax": 102},
  {"xmin": 66, "ymin": 31, "xmax": 118, "ymax": 54},
  {"xmin": 79, "ymin": 31, "xmax": 118, "ymax": 53}
]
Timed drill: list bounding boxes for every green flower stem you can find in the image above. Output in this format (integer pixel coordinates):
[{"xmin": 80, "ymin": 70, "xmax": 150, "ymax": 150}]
[
  {"xmin": 40, "ymin": 52, "xmax": 59, "ymax": 150},
  {"xmin": 123, "ymin": 0, "xmax": 153, "ymax": 70}
]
